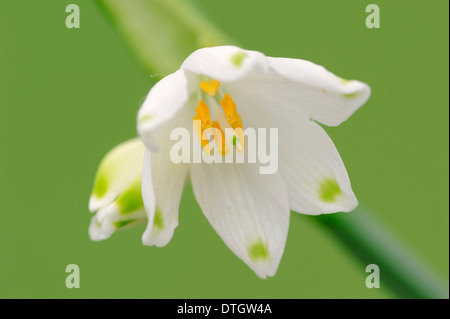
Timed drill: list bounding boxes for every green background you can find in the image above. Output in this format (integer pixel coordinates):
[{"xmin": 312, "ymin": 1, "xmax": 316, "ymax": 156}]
[{"xmin": 0, "ymin": 0, "xmax": 448, "ymax": 298}]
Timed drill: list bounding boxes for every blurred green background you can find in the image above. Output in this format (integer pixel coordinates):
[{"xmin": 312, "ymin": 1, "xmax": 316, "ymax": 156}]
[{"xmin": 0, "ymin": 0, "xmax": 448, "ymax": 298}]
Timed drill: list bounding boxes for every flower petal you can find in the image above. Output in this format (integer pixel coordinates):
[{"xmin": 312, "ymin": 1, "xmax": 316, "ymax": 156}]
[
  {"xmin": 89, "ymin": 139, "xmax": 146, "ymax": 213},
  {"xmin": 181, "ymin": 46, "xmax": 268, "ymax": 83},
  {"xmin": 141, "ymin": 149, "xmax": 156, "ymax": 243},
  {"xmin": 137, "ymin": 69, "xmax": 189, "ymax": 151},
  {"xmin": 230, "ymin": 57, "xmax": 370, "ymax": 127},
  {"xmin": 141, "ymin": 146, "xmax": 189, "ymax": 247},
  {"xmin": 94, "ymin": 179, "xmax": 147, "ymax": 224},
  {"xmin": 231, "ymin": 92, "xmax": 358, "ymax": 215},
  {"xmin": 279, "ymin": 119, "xmax": 358, "ymax": 214},
  {"xmin": 190, "ymin": 163, "xmax": 290, "ymax": 279},
  {"xmin": 89, "ymin": 210, "xmax": 147, "ymax": 242},
  {"xmin": 269, "ymin": 57, "xmax": 370, "ymax": 126}
]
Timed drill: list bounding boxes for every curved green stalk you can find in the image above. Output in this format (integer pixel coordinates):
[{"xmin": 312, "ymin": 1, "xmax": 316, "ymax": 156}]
[
  {"xmin": 94, "ymin": 0, "xmax": 449, "ymax": 299},
  {"xmin": 309, "ymin": 208, "xmax": 448, "ymax": 299},
  {"xmin": 95, "ymin": 0, "xmax": 234, "ymax": 75}
]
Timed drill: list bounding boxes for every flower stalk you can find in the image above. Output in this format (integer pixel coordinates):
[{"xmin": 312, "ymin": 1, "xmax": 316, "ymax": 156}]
[
  {"xmin": 96, "ymin": 0, "xmax": 233, "ymax": 75},
  {"xmin": 94, "ymin": 0, "xmax": 448, "ymax": 298},
  {"xmin": 310, "ymin": 208, "xmax": 448, "ymax": 299}
]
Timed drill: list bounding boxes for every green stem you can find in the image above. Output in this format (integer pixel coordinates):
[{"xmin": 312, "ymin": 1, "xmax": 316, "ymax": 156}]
[
  {"xmin": 95, "ymin": 0, "xmax": 448, "ymax": 299},
  {"xmin": 95, "ymin": 0, "xmax": 233, "ymax": 75},
  {"xmin": 310, "ymin": 208, "xmax": 448, "ymax": 299}
]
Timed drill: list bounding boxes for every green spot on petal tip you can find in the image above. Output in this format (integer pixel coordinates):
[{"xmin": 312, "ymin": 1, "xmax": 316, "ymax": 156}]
[
  {"xmin": 116, "ymin": 180, "xmax": 144, "ymax": 214},
  {"xmin": 343, "ymin": 92, "xmax": 358, "ymax": 99},
  {"xmin": 153, "ymin": 207, "xmax": 164, "ymax": 231},
  {"xmin": 231, "ymin": 52, "xmax": 247, "ymax": 67},
  {"xmin": 114, "ymin": 219, "xmax": 135, "ymax": 229},
  {"xmin": 319, "ymin": 178, "xmax": 342, "ymax": 203},
  {"xmin": 248, "ymin": 241, "xmax": 269, "ymax": 262},
  {"xmin": 339, "ymin": 77, "xmax": 352, "ymax": 84},
  {"xmin": 93, "ymin": 173, "xmax": 108, "ymax": 198},
  {"xmin": 139, "ymin": 114, "xmax": 153, "ymax": 124}
]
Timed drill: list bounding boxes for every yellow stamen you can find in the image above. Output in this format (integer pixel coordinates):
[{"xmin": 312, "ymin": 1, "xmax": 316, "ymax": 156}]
[
  {"xmin": 193, "ymin": 116, "xmax": 211, "ymax": 155},
  {"xmin": 220, "ymin": 93, "xmax": 236, "ymax": 119},
  {"xmin": 193, "ymin": 100, "xmax": 212, "ymax": 155},
  {"xmin": 200, "ymin": 79, "xmax": 220, "ymax": 96},
  {"xmin": 212, "ymin": 121, "xmax": 229, "ymax": 156},
  {"xmin": 220, "ymin": 94, "xmax": 242, "ymax": 128},
  {"xmin": 220, "ymin": 94, "xmax": 245, "ymax": 151},
  {"xmin": 196, "ymin": 100, "xmax": 212, "ymax": 128}
]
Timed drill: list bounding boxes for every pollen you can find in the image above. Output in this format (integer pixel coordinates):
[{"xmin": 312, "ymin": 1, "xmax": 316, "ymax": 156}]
[{"xmin": 200, "ymin": 79, "xmax": 220, "ymax": 96}]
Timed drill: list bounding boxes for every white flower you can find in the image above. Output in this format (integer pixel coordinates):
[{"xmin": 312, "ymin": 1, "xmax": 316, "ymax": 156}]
[
  {"xmin": 88, "ymin": 139, "xmax": 147, "ymax": 241},
  {"xmin": 92, "ymin": 45, "xmax": 370, "ymax": 279}
]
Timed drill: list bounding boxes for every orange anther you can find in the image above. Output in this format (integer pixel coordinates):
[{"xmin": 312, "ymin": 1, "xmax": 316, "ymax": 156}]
[
  {"xmin": 220, "ymin": 94, "xmax": 244, "ymax": 151},
  {"xmin": 200, "ymin": 79, "xmax": 220, "ymax": 96},
  {"xmin": 196, "ymin": 100, "xmax": 212, "ymax": 129},
  {"xmin": 220, "ymin": 94, "xmax": 237, "ymax": 120},
  {"xmin": 193, "ymin": 116, "xmax": 211, "ymax": 155}
]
